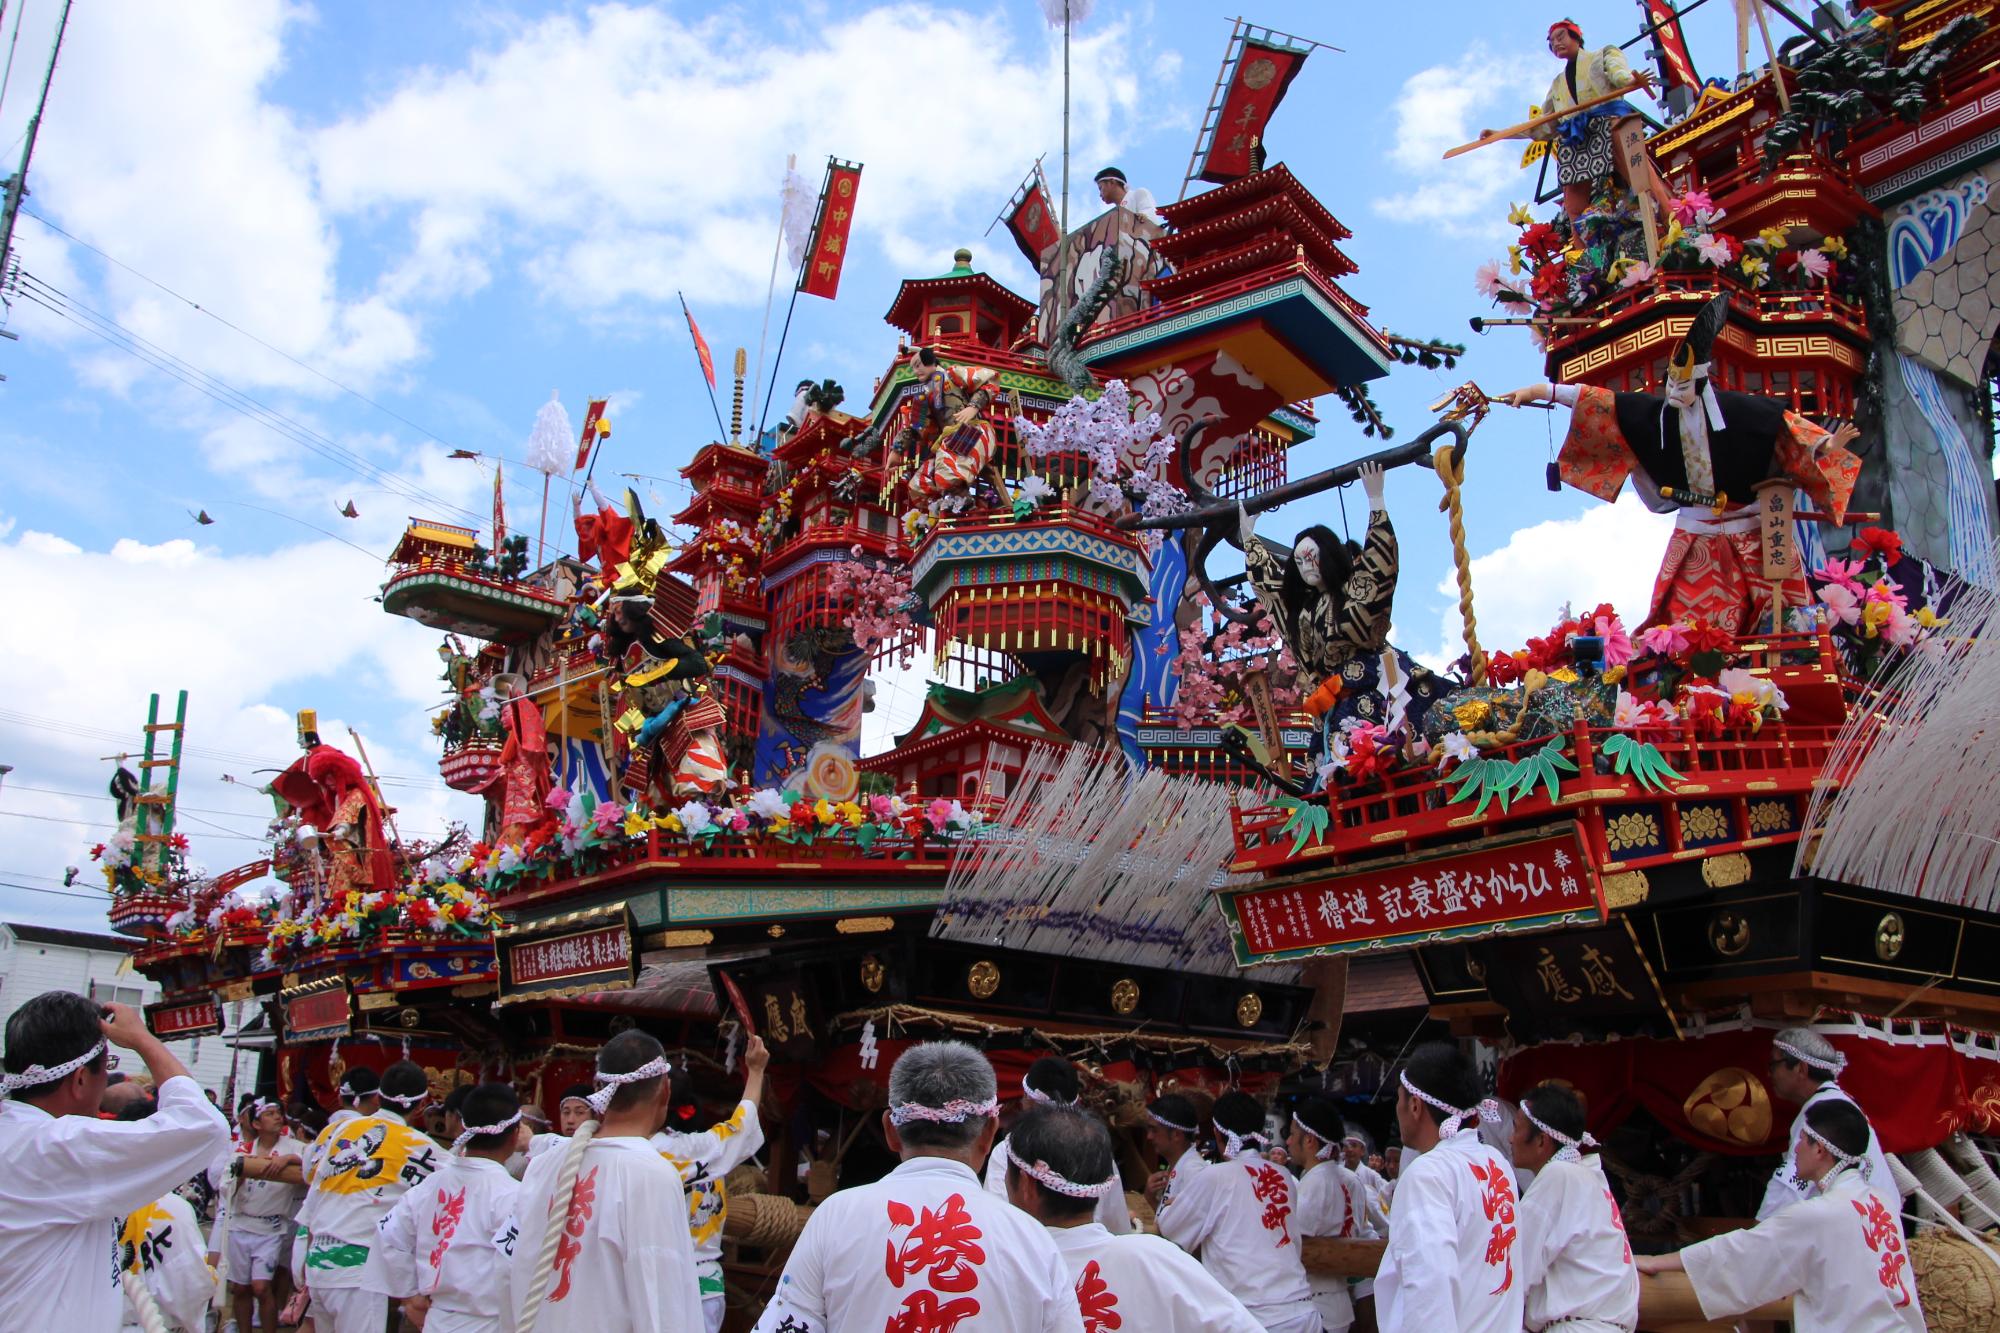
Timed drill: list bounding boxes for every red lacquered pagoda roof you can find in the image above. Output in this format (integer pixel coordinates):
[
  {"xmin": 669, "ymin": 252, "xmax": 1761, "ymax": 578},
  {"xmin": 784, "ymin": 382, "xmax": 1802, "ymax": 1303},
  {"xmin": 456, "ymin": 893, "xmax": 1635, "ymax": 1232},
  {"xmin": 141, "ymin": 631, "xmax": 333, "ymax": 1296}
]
[{"xmin": 1158, "ymin": 163, "xmax": 1352, "ymax": 240}]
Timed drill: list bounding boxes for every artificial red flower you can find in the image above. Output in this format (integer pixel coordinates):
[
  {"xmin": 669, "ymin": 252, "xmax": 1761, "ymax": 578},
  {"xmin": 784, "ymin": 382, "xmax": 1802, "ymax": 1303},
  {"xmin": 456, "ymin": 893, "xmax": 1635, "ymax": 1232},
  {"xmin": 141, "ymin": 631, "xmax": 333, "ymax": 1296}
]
[
  {"xmin": 1520, "ymin": 222, "xmax": 1562, "ymax": 261},
  {"xmin": 89, "ymin": 843, "xmax": 106, "ymax": 861},
  {"xmin": 1852, "ymin": 526, "xmax": 1904, "ymax": 566},
  {"xmin": 168, "ymin": 833, "xmax": 190, "ymax": 852},
  {"xmin": 1530, "ymin": 260, "xmax": 1570, "ymax": 304},
  {"xmin": 1684, "ymin": 624, "xmax": 1736, "ymax": 655},
  {"xmin": 789, "ymin": 800, "xmax": 815, "ymax": 827},
  {"xmin": 404, "ymin": 898, "xmax": 437, "ymax": 928},
  {"xmin": 1486, "ymin": 652, "xmax": 1524, "ymax": 686}
]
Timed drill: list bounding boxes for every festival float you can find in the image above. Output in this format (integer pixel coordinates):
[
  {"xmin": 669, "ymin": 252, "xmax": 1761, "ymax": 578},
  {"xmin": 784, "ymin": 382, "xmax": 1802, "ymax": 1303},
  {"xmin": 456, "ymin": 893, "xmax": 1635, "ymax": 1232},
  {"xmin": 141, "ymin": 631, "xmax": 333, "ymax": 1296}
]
[{"xmin": 87, "ymin": 4, "xmax": 2000, "ymax": 1328}]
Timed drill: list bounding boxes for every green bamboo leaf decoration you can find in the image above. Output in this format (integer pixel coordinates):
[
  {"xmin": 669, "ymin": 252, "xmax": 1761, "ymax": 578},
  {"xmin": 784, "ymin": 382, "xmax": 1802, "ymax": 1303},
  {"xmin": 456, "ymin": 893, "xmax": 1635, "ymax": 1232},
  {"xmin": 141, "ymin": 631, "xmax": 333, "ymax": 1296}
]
[
  {"xmin": 1448, "ymin": 756, "xmax": 1516, "ymax": 817},
  {"xmin": 1508, "ymin": 738, "xmax": 1579, "ymax": 806},
  {"xmin": 1275, "ymin": 796, "xmax": 1332, "ymax": 855},
  {"xmin": 1601, "ymin": 733, "xmax": 1683, "ymax": 792}
]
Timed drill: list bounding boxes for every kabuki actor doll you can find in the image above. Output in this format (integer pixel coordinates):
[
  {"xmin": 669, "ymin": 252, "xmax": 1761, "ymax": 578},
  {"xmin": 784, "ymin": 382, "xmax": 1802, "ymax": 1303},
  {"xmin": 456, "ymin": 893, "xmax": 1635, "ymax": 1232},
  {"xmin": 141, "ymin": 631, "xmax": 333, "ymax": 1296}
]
[
  {"xmin": 1154, "ymin": 1090, "xmax": 1321, "ymax": 1333},
  {"xmin": 1507, "ymin": 1082, "xmax": 1639, "ymax": 1333},
  {"xmin": 1004, "ymin": 1103, "xmax": 1263, "ymax": 1333},
  {"xmin": 270, "ymin": 712, "xmax": 396, "ymax": 896},
  {"xmin": 1241, "ymin": 461, "xmax": 1401, "ymax": 760},
  {"xmin": 1373, "ymin": 1041, "xmax": 1525, "ymax": 1333},
  {"xmin": 1637, "ymin": 1099, "xmax": 1923, "ymax": 1331},
  {"xmin": 492, "ymin": 673, "xmax": 556, "ymax": 848},
  {"xmin": 1503, "ymin": 295, "xmax": 1862, "ymax": 634},
  {"xmin": 888, "ymin": 347, "xmax": 1008, "ymax": 509},
  {"xmin": 1487, "ymin": 19, "xmax": 1669, "ymax": 222}
]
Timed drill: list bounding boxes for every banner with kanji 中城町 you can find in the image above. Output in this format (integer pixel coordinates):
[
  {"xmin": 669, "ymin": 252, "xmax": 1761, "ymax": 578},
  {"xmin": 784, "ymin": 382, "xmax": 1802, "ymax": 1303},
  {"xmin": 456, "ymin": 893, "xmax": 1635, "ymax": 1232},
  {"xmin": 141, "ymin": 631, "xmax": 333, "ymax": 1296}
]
[{"xmin": 797, "ymin": 159, "xmax": 864, "ymax": 300}]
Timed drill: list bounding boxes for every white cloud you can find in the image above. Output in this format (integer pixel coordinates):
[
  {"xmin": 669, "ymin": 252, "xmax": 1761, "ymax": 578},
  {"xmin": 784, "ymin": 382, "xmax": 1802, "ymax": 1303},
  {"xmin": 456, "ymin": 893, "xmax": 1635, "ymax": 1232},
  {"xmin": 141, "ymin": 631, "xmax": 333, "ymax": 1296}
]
[
  {"xmin": 1370, "ymin": 43, "xmax": 1548, "ymax": 241},
  {"xmin": 0, "ymin": 525, "xmax": 484, "ymax": 929},
  {"xmin": 311, "ymin": 5, "xmax": 1164, "ymax": 312},
  {"xmin": 1427, "ymin": 491, "xmax": 1675, "ymax": 668}
]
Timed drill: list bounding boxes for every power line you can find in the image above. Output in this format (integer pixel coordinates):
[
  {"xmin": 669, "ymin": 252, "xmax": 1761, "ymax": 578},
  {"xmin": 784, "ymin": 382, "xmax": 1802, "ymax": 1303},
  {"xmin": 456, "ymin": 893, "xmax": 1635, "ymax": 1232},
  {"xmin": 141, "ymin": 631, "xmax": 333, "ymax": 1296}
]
[
  {"xmin": 16, "ymin": 211, "xmax": 632, "ymax": 513},
  {"xmin": 0, "ymin": 879, "xmax": 109, "ymax": 903},
  {"xmin": 23, "ymin": 207, "xmax": 483, "ymax": 458},
  {"xmin": 0, "ymin": 808, "xmax": 267, "ymax": 839},
  {"xmin": 0, "ymin": 707, "xmax": 449, "ymax": 788},
  {"xmin": 5, "ymin": 781, "xmax": 279, "ymax": 820},
  {"xmin": 10, "ymin": 273, "xmax": 482, "ymax": 524}
]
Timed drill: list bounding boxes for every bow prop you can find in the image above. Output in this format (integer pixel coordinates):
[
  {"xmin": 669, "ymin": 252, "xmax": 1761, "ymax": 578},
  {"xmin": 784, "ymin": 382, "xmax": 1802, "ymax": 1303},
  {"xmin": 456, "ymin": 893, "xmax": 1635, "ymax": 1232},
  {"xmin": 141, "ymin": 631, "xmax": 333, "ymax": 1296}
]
[{"xmin": 1118, "ymin": 415, "xmax": 1471, "ymax": 626}]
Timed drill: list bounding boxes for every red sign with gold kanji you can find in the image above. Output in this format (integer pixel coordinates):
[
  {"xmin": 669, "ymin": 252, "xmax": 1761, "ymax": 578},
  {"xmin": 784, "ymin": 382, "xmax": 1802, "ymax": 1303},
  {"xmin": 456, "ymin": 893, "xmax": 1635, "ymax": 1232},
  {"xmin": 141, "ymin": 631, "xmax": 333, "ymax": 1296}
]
[
  {"xmin": 1222, "ymin": 824, "xmax": 1603, "ymax": 963},
  {"xmin": 1195, "ymin": 38, "xmax": 1309, "ymax": 185},
  {"xmin": 147, "ymin": 995, "xmax": 223, "ymax": 1041},
  {"xmin": 798, "ymin": 161, "xmax": 863, "ymax": 301}
]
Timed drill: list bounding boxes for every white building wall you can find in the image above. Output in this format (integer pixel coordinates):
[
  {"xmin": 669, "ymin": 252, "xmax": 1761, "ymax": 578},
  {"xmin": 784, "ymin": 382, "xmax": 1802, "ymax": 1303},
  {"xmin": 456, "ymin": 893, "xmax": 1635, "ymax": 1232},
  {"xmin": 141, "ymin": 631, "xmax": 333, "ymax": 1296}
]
[{"xmin": 0, "ymin": 925, "xmax": 248, "ymax": 1097}]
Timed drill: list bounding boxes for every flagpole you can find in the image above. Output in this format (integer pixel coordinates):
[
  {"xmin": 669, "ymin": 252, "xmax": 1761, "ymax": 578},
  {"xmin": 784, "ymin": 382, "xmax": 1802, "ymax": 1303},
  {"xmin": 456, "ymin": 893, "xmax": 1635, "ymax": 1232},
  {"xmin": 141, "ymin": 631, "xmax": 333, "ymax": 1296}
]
[
  {"xmin": 748, "ymin": 153, "xmax": 796, "ymax": 448},
  {"xmin": 1061, "ymin": 0, "xmax": 1072, "ymax": 242},
  {"xmin": 680, "ymin": 291, "xmax": 730, "ymax": 443},
  {"xmin": 754, "ymin": 284, "xmax": 803, "ymax": 446}
]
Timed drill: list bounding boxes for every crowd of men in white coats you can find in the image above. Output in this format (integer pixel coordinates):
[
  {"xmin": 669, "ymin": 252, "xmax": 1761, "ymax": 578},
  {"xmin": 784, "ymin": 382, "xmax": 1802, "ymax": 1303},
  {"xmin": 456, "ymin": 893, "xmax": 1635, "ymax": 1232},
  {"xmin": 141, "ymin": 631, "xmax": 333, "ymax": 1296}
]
[{"xmin": 0, "ymin": 986, "xmax": 1921, "ymax": 1332}]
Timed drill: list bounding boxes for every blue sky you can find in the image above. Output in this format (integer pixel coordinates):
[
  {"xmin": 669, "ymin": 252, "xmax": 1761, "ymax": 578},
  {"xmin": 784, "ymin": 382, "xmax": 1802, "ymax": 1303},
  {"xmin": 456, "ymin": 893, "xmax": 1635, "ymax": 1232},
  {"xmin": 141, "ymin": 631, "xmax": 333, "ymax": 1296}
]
[{"xmin": 0, "ymin": 1, "xmax": 1783, "ymax": 928}]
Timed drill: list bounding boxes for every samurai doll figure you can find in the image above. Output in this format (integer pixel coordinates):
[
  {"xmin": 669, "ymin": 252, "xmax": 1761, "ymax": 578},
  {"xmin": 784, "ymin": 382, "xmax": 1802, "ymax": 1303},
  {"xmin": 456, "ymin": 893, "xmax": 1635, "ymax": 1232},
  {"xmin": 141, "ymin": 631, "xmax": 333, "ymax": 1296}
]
[
  {"xmin": 1502, "ymin": 295, "xmax": 1861, "ymax": 635},
  {"xmin": 270, "ymin": 713, "xmax": 396, "ymax": 895},
  {"xmin": 1500, "ymin": 19, "xmax": 1671, "ymax": 222},
  {"xmin": 1241, "ymin": 460, "xmax": 1401, "ymax": 749},
  {"xmin": 491, "ymin": 672, "xmax": 556, "ymax": 848},
  {"xmin": 889, "ymin": 347, "xmax": 1007, "ymax": 507}
]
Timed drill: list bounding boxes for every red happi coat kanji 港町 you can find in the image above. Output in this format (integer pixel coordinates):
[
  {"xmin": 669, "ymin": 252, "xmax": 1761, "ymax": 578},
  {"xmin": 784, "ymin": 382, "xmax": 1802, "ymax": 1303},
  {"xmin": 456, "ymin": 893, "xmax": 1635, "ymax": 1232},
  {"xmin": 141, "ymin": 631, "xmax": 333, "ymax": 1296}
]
[
  {"xmin": 750, "ymin": 1156, "xmax": 1080, "ymax": 1332},
  {"xmin": 1372, "ymin": 1129, "xmax": 1526, "ymax": 1333},
  {"xmin": 1155, "ymin": 1146, "xmax": 1320, "ymax": 1333},
  {"xmin": 1557, "ymin": 383, "xmax": 1860, "ymax": 634}
]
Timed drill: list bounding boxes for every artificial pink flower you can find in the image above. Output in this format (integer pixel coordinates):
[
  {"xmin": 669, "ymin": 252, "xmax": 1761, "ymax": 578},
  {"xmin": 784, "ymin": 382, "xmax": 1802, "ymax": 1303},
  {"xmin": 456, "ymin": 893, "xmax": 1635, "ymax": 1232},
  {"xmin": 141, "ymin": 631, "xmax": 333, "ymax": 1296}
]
[
  {"xmin": 1669, "ymin": 190, "xmax": 1714, "ymax": 224},
  {"xmin": 1863, "ymin": 579, "xmax": 1908, "ymax": 611},
  {"xmin": 1814, "ymin": 557, "xmax": 1864, "ymax": 592},
  {"xmin": 1638, "ymin": 624, "xmax": 1689, "ymax": 657},
  {"xmin": 1882, "ymin": 603, "xmax": 1918, "ymax": 648},
  {"xmin": 1595, "ymin": 614, "xmax": 1634, "ymax": 668},
  {"xmin": 868, "ymin": 793, "xmax": 896, "ymax": 822},
  {"xmin": 1474, "ymin": 260, "xmax": 1506, "ymax": 300},
  {"xmin": 1617, "ymin": 261, "xmax": 1654, "ymax": 289},
  {"xmin": 925, "ymin": 798, "xmax": 954, "ymax": 832},
  {"xmin": 1696, "ymin": 233, "xmax": 1736, "ymax": 267},
  {"xmin": 1819, "ymin": 582, "xmax": 1861, "ymax": 626},
  {"xmin": 1796, "ymin": 248, "xmax": 1832, "ymax": 281}
]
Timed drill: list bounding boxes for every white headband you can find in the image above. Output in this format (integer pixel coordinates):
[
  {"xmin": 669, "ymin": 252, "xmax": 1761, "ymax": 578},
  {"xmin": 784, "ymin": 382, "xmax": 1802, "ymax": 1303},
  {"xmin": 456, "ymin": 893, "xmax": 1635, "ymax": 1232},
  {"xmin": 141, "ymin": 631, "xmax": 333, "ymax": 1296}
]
[
  {"xmin": 1800, "ymin": 1122, "xmax": 1870, "ymax": 1180},
  {"xmin": 587, "ymin": 1057, "xmax": 672, "ymax": 1115},
  {"xmin": 1219, "ymin": 1126, "xmax": 1270, "ymax": 1158},
  {"xmin": 379, "ymin": 1089, "xmax": 428, "ymax": 1110},
  {"xmin": 1005, "ymin": 1136, "xmax": 1118, "ymax": 1198},
  {"xmin": 889, "ymin": 1096, "xmax": 999, "ymax": 1126},
  {"xmin": 1294, "ymin": 1117, "xmax": 1340, "ymax": 1161},
  {"xmin": 1775, "ymin": 1038, "xmax": 1847, "ymax": 1078},
  {"xmin": 453, "ymin": 1108, "xmax": 525, "ymax": 1152},
  {"xmin": 1, "ymin": 1038, "xmax": 108, "ymax": 1096},
  {"xmin": 1147, "ymin": 1107, "xmax": 1197, "ymax": 1134},
  {"xmin": 1520, "ymin": 1103, "xmax": 1598, "ymax": 1164},
  {"xmin": 252, "ymin": 1098, "xmax": 280, "ymax": 1118},
  {"xmin": 1400, "ymin": 1071, "xmax": 1499, "ymax": 1137},
  {"xmin": 1021, "ymin": 1077, "xmax": 1077, "ymax": 1107}
]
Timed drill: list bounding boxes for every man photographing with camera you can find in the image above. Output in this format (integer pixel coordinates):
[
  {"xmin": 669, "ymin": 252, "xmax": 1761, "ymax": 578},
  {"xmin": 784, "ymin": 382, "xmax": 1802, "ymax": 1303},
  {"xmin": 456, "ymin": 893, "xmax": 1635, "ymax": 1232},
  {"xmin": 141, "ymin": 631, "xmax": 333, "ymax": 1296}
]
[{"xmin": 0, "ymin": 991, "xmax": 230, "ymax": 1331}]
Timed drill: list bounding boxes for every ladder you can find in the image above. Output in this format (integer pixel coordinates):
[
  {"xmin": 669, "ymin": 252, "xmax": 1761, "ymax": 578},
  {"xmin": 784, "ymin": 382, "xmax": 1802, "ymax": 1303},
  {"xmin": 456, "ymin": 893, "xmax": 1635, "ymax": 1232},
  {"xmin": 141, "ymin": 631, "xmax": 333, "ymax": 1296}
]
[
  {"xmin": 132, "ymin": 691, "xmax": 187, "ymax": 878},
  {"xmin": 1179, "ymin": 18, "xmax": 1246, "ymax": 203}
]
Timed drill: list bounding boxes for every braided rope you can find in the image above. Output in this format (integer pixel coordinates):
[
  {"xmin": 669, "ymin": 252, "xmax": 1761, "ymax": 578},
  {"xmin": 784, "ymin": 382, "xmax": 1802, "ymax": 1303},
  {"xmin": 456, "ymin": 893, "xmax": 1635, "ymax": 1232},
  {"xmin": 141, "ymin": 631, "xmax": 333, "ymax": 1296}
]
[
  {"xmin": 516, "ymin": 1119, "xmax": 598, "ymax": 1333},
  {"xmin": 120, "ymin": 1266, "xmax": 171, "ymax": 1333},
  {"xmin": 1433, "ymin": 443, "xmax": 1487, "ymax": 686}
]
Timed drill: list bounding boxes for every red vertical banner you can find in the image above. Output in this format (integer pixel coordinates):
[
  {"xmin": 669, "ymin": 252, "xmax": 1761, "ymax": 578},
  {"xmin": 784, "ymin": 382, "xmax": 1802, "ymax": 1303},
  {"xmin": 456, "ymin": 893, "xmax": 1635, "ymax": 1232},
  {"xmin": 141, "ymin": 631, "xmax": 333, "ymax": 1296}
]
[
  {"xmin": 1195, "ymin": 38, "xmax": 1309, "ymax": 185},
  {"xmin": 1004, "ymin": 169, "xmax": 1063, "ymax": 266},
  {"xmin": 574, "ymin": 397, "xmax": 609, "ymax": 472},
  {"xmin": 797, "ymin": 159, "xmax": 863, "ymax": 301},
  {"xmin": 1641, "ymin": 0, "xmax": 1701, "ymax": 93}
]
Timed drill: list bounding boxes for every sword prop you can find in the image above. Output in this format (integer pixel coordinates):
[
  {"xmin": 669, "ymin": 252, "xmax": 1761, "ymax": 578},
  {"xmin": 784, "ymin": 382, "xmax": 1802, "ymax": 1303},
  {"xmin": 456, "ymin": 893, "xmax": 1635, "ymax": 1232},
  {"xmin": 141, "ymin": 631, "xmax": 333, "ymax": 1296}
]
[
  {"xmin": 1661, "ymin": 484, "xmax": 1879, "ymax": 524},
  {"xmin": 1444, "ymin": 80, "xmax": 1657, "ymax": 159},
  {"xmin": 1118, "ymin": 415, "xmax": 1471, "ymax": 625}
]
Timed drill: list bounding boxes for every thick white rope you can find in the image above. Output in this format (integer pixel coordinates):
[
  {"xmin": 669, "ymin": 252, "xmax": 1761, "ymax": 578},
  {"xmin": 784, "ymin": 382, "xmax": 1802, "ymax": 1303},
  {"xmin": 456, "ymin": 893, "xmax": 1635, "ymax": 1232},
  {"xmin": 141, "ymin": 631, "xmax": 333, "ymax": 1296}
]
[
  {"xmin": 120, "ymin": 1267, "xmax": 170, "ymax": 1333},
  {"xmin": 1890, "ymin": 1155, "xmax": 2000, "ymax": 1277},
  {"xmin": 515, "ymin": 1119, "xmax": 598, "ymax": 1333}
]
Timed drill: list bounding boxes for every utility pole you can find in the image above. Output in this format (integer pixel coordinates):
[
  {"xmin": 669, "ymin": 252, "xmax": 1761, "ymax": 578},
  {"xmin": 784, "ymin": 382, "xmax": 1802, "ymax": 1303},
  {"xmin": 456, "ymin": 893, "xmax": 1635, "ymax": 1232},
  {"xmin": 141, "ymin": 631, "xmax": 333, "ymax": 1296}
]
[{"xmin": 0, "ymin": 0, "xmax": 75, "ymax": 327}]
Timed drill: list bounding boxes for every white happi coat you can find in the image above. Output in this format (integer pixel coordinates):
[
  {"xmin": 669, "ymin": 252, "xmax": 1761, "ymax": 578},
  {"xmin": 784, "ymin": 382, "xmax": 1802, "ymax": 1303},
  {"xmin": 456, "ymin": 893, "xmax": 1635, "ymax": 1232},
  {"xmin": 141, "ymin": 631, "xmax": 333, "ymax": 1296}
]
[
  {"xmin": 1155, "ymin": 1145, "xmax": 1318, "ymax": 1333},
  {"xmin": 362, "ymin": 1154, "xmax": 520, "ymax": 1331},
  {"xmin": 655, "ymin": 1097, "xmax": 766, "ymax": 1303},
  {"xmin": 214, "ymin": 1132, "xmax": 308, "ymax": 1240},
  {"xmin": 1684, "ymin": 1166, "xmax": 1923, "ymax": 1331},
  {"xmin": 0, "ymin": 1072, "xmax": 228, "ymax": 1333},
  {"xmin": 503, "ymin": 1135, "xmax": 704, "ymax": 1333},
  {"xmin": 1295, "ymin": 1158, "xmax": 1362, "ymax": 1331},
  {"xmin": 752, "ymin": 1155, "xmax": 1082, "ymax": 1333},
  {"xmin": 986, "ymin": 1132, "xmax": 1133, "ymax": 1233},
  {"xmin": 298, "ymin": 1108, "xmax": 448, "ymax": 1290},
  {"xmin": 1758, "ymin": 1084, "xmax": 1898, "ymax": 1219},
  {"xmin": 1515, "ymin": 1154, "xmax": 1638, "ymax": 1332},
  {"xmin": 118, "ymin": 1192, "xmax": 220, "ymax": 1332},
  {"xmin": 1373, "ymin": 1129, "xmax": 1526, "ymax": 1333},
  {"xmin": 1156, "ymin": 1143, "xmax": 1208, "ymax": 1211},
  {"xmin": 1049, "ymin": 1220, "xmax": 1264, "ymax": 1333}
]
